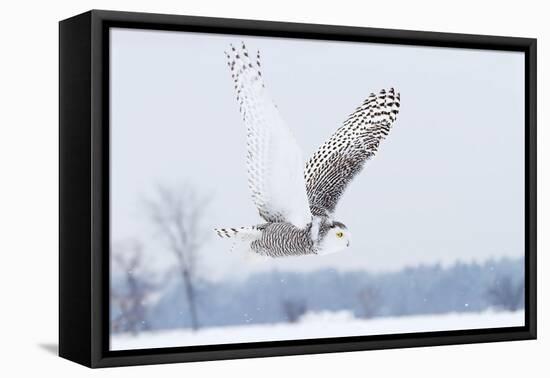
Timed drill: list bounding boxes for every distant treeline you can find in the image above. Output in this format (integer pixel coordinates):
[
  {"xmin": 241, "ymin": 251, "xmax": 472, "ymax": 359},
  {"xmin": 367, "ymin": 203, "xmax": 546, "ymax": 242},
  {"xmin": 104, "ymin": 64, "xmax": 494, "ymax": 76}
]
[{"xmin": 111, "ymin": 257, "xmax": 524, "ymax": 333}]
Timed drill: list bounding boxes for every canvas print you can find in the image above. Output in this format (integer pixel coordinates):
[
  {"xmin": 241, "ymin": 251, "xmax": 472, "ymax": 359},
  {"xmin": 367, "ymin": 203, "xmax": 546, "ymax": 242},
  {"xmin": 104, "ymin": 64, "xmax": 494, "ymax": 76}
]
[{"xmin": 109, "ymin": 28, "xmax": 525, "ymax": 350}]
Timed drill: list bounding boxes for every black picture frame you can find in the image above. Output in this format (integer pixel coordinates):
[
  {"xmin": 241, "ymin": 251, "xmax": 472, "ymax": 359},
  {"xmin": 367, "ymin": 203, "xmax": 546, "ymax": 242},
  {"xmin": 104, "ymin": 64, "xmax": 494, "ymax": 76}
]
[{"xmin": 59, "ymin": 9, "xmax": 537, "ymax": 368}]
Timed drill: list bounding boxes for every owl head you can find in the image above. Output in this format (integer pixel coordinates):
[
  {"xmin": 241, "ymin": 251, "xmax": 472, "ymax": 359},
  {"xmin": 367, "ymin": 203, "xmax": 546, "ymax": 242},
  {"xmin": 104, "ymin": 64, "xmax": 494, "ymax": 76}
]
[{"xmin": 317, "ymin": 221, "xmax": 351, "ymax": 255}]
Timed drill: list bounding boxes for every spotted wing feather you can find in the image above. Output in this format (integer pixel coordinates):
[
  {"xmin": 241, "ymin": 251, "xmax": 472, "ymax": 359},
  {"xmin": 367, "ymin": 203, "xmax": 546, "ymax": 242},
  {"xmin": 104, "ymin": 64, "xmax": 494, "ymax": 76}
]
[
  {"xmin": 304, "ymin": 88, "xmax": 401, "ymax": 216},
  {"xmin": 225, "ymin": 43, "xmax": 312, "ymax": 228}
]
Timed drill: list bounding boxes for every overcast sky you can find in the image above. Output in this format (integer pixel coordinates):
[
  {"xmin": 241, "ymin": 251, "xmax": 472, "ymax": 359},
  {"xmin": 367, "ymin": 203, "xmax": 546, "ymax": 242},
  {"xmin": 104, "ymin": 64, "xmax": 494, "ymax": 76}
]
[{"xmin": 110, "ymin": 28, "xmax": 525, "ymax": 281}]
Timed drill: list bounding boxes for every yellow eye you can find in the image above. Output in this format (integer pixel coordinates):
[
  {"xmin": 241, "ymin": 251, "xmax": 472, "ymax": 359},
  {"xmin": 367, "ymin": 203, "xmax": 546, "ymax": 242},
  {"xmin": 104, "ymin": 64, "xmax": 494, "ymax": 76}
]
[{"xmin": 336, "ymin": 231, "xmax": 344, "ymax": 238}]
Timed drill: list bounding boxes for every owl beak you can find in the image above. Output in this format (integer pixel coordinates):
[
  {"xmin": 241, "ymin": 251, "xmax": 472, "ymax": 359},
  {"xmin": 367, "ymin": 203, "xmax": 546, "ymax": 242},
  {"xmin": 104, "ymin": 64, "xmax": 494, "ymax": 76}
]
[{"xmin": 346, "ymin": 240, "xmax": 350, "ymax": 247}]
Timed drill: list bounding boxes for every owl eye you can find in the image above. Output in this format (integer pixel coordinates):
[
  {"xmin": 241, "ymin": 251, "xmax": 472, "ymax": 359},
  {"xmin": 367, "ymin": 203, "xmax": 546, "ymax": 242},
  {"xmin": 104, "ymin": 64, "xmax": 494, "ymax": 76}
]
[{"xmin": 336, "ymin": 231, "xmax": 344, "ymax": 238}]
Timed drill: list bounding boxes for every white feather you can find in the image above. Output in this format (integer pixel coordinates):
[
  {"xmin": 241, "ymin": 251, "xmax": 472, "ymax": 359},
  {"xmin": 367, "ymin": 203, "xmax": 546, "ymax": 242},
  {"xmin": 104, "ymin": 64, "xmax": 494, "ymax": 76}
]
[{"xmin": 226, "ymin": 43, "xmax": 312, "ymax": 228}]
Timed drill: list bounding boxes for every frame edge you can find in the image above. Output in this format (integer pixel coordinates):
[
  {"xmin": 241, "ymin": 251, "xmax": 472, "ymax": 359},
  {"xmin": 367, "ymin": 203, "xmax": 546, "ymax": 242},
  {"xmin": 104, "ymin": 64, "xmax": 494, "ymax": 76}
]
[
  {"xmin": 59, "ymin": 11, "xmax": 94, "ymax": 368},
  {"xmin": 526, "ymin": 37, "xmax": 537, "ymax": 340}
]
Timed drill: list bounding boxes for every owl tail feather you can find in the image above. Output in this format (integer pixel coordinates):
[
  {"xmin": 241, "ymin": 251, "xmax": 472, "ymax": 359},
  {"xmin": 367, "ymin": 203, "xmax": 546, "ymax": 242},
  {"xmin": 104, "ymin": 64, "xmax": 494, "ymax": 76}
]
[
  {"xmin": 214, "ymin": 226, "xmax": 263, "ymax": 258},
  {"xmin": 215, "ymin": 226, "xmax": 260, "ymax": 239}
]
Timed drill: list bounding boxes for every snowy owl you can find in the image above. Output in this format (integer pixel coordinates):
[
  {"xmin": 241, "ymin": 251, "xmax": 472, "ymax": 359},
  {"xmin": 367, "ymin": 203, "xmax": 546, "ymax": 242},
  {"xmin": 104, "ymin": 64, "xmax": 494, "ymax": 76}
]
[{"xmin": 215, "ymin": 43, "xmax": 400, "ymax": 258}]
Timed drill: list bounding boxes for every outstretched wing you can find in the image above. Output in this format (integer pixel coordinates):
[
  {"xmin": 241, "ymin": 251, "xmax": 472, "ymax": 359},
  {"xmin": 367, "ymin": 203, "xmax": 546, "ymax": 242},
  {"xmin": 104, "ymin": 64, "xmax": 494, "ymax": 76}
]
[
  {"xmin": 305, "ymin": 88, "xmax": 401, "ymax": 217},
  {"xmin": 225, "ymin": 43, "xmax": 312, "ymax": 228}
]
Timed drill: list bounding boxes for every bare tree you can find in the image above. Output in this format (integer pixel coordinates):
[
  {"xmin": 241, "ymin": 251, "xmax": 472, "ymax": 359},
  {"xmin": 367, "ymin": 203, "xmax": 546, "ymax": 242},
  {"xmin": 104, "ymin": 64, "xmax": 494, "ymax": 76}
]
[
  {"xmin": 486, "ymin": 275, "xmax": 524, "ymax": 312},
  {"xmin": 111, "ymin": 241, "xmax": 158, "ymax": 335},
  {"xmin": 145, "ymin": 185, "xmax": 210, "ymax": 331},
  {"xmin": 282, "ymin": 298, "xmax": 307, "ymax": 323},
  {"xmin": 357, "ymin": 285, "xmax": 381, "ymax": 319}
]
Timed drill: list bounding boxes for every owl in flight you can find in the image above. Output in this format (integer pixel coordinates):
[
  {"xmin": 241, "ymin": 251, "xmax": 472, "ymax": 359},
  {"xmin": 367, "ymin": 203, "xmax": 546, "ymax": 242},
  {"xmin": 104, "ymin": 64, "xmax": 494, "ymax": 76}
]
[{"xmin": 216, "ymin": 43, "xmax": 400, "ymax": 257}]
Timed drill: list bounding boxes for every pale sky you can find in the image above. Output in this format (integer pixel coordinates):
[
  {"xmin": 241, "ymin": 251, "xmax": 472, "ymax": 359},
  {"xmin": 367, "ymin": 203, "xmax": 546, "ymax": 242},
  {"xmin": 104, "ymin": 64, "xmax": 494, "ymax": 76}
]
[{"xmin": 110, "ymin": 28, "xmax": 525, "ymax": 281}]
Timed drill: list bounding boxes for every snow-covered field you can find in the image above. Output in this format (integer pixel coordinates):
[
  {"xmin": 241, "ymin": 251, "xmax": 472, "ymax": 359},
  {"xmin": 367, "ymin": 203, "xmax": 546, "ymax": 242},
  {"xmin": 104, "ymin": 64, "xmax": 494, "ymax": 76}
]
[{"xmin": 111, "ymin": 310, "xmax": 524, "ymax": 350}]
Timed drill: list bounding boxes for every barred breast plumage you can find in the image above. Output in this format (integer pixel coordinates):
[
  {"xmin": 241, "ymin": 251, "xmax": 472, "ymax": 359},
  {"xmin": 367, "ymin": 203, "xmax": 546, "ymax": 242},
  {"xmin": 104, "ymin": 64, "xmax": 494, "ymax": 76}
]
[{"xmin": 250, "ymin": 223, "xmax": 315, "ymax": 257}]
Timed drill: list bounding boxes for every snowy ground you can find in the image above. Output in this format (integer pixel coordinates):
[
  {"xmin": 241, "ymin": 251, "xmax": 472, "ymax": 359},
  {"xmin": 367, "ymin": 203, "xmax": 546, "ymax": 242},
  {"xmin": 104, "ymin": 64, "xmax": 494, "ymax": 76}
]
[{"xmin": 110, "ymin": 310, "xmax": 524, "ymax": 350}]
